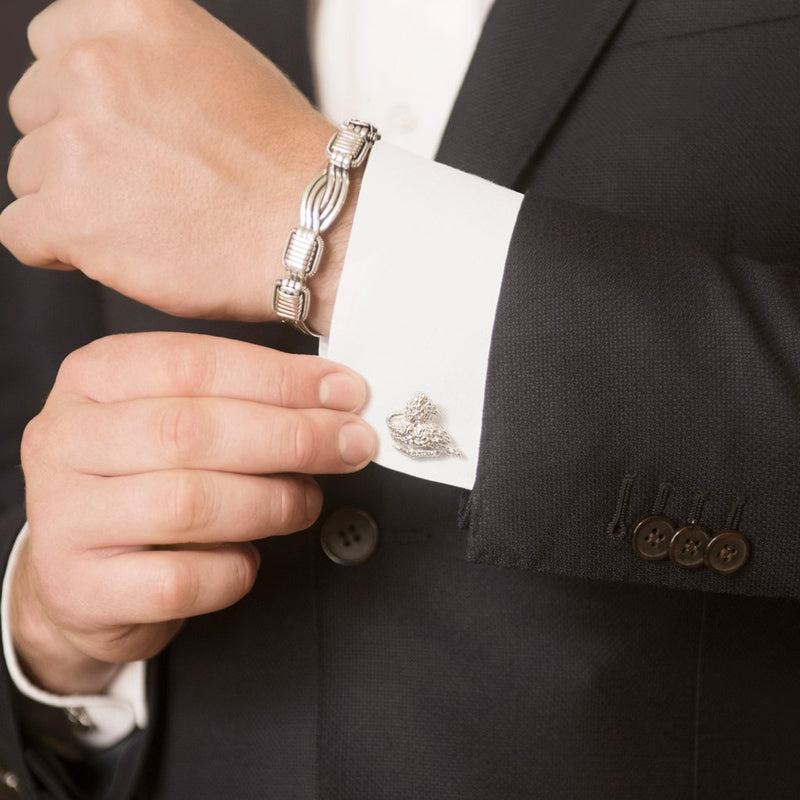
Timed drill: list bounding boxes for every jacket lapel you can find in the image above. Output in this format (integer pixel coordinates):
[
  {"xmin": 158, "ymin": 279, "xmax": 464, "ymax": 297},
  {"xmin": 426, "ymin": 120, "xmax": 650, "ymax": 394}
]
[{"xmin": 436, "ymin": 0, "xmax": 635, "ymax": 188}]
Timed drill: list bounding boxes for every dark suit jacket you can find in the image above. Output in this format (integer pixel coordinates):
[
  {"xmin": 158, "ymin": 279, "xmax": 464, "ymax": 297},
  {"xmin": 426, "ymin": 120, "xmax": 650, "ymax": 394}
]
[{"xmin": 1, "ymin": 1, "xmax": 799, "ymax": 797}]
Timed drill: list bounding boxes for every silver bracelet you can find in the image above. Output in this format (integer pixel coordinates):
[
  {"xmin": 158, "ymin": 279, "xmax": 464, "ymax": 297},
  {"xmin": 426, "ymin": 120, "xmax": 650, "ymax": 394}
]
[{"xmin": 272, "ymin": 119, "xmax": 380, "ymax": 336}]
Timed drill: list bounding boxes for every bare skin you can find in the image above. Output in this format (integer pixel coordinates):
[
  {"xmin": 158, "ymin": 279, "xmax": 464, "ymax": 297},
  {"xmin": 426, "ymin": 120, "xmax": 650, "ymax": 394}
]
[
  {"xmin": 0, "ymin": 0, "xmax": 375, "ymax": 694},
  {"xmin": 1, "ymin": 0, "xmax": 352, "ymax": 334},
  {"xmin": 12, "ymin": 333, "xmax": 376, "ymax": 694}
]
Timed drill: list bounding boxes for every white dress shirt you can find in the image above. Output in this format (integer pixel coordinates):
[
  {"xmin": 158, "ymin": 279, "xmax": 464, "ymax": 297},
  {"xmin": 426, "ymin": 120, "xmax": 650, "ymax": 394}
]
[{"xmin": 1, "ymin": 0, "xmax": 524, "ymax": 748}]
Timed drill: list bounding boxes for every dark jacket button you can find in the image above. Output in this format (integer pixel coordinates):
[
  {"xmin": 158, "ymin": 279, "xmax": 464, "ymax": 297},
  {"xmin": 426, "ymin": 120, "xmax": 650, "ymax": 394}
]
[
  {"xmin": 632, "ymin": 516, "xmax": 674, "ymax": 561},
  {"xmin": 320, "ymin": 507, "xmax": 379, "ymax": 565},
  {"xmin": 705, "ymin": 530, "xmax": 750, "ymax": 574},
  {"xmin": 669, "ymin": 524, "xmax": 711, "ymax": 569}
]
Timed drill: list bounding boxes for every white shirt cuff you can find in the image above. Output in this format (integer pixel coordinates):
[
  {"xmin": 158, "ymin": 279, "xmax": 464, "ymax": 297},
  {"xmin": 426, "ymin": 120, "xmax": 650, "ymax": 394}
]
[
  {"xmin": 1, "ymin": 523, "xmax": 148, "ymax": 750},
  {"xmin": 322, "ymin": 141, "xmax": 523, "ymax": 489}
]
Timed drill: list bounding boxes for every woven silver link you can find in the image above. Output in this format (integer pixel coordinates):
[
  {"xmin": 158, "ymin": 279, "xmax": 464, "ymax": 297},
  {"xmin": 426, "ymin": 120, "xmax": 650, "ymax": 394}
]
[
  {"xmin": 273, "ymin": 119, "xmax": 380, "ymax": 336},
  {"xmin": 327, "ymin": 120, "xmax": 380, "ymax": 168},
  {"xmin": 300, "ymin": 166, "xmax": 349, "ymax": 233},
  {"xmin": 283, "ymin": 227, "xmax": 324, "ymax": 277},
  {"xmin": 272, "ymin": 277, "xmax": 312, "ymax": 335}
]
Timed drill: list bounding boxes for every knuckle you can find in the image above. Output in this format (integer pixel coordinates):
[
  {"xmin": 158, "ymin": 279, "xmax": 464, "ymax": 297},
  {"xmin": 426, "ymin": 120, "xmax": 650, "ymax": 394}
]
[
  {"xmin": 229, "ymin": 548, "xmax": 259, "ymax": 601},
  {"xmin": 275, "ymin": 481, "xmax": 305, "ymax": 529},
  {"xmin": 55, "ymin": 345, "xmax": 94, "ymax": 392},
  {"xmin": 26, "ymin": 12, "xmax": 50, "ymax": 57},
  {"xmin": 303, "ymin": 481, "xmax": 323, "ymax": 524},
  {"xmin": 21, "ymin": 407, "xmax": 73, "ymax": 474},
  {"xmin": 62, "ymin": 38, "xmax": 119, "ymax": 86},
  {"xmin": 7, "ymin": 101, "xmax": 22, "ymax": 136},
  {"xmin": 163, "ymin": 337, "xmax": 216, "ymax": 396},
  {"xmin": 155, "ymin": 559, "xmax": 198, "ymax": 618},
  {"xmin": 7, "ymin": 139, "xmax": 25, "ymax": 196},
  {"xmin": 7, "ymin": 75, "xmax": 23, "ymax": 113},
  {"xmin": 288, "ymin": 415, "xmax": 320, "ymax": 470},
  {"xmin": 53, "ymin": 114, "xmax": 93, "ymax": 166},
  {"xmin": 164, "ymin": 472, "xmax": 215, "ymax": 533},
  {"xmin": 20, "ymin": 414, "xmax": 49, "ymax": 465},
  {"xmin": 9, "ymin": 62, "xmax": 45, "ymax": 133},
  {"xmin": 157, "ymin": 401, "xmax": 211, "ymax": 463},
  {"xmin": 263, "ymin": 361, "xmax": 293, "ymax": 408},
  {"xmin": 57, "ymin": 336, "xmax": 130, "ymax": 395},
  {"xmin": 280, "ymin": 479, "xmax": 321, "ymax": 531}
]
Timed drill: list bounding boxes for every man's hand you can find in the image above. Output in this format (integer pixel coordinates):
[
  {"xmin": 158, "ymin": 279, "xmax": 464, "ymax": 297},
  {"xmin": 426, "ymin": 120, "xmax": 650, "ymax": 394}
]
[
  {"xmin": 0, "ymin": 0, "xmax": 346, "ymax": 334},
  {"xmin": 10, "ymin": 332, "xmax": 376, "ymax": 695}
]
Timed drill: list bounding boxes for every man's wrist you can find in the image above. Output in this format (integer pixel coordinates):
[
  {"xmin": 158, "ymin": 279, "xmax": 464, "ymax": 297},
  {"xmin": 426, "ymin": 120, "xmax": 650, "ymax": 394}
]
[
  {"xmin": 272, "ymin": 120, "xmax": 378, "ymax": 337},
  {"xmin": 302, "ymin": 169, "xmax": 361, "ymax": 337}
]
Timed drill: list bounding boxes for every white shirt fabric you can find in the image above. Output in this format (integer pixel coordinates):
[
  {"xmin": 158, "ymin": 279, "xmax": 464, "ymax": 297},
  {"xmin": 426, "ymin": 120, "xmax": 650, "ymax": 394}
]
[
  {"xmin": 323, "ymin": 141, "xmax": 521, "ymax": 488},
  {"xmin": 312, "ymin": 0, "xmax": 493, "ymax": 159},
  {"xmin": 1, "ymin": 0, "xmax": 524, "ymax": 748}
]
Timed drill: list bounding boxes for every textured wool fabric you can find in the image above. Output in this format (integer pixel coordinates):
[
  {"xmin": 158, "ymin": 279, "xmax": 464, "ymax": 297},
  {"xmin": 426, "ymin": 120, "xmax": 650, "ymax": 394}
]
[
  {"xmin": 1, "ymin": 1, "xmax": 800, "ymax": 798},
  {"xmin": 469, "ymin": 197, "xmax": 800, "ymax": 596},
  {"xmin": 462, "ymin": 11, "xmax": 800, "ymax": 597}
]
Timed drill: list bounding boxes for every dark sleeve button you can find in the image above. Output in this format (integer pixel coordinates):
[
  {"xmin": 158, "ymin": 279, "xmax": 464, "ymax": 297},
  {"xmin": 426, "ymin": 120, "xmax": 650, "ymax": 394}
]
[
  {"xmin": 669, "ymin": 524, "xmax": 711, "ymax": 569},
  {"xmin": 705, "ymin": 530, "xmax": 750, "ymax": 574},
  {"xmin": 632, "ymin": 516, "xmax": 674, "ymax": 561},
  {"xmin": 320, "ymin": 507, "xmax": 379, "ymax": 566}
]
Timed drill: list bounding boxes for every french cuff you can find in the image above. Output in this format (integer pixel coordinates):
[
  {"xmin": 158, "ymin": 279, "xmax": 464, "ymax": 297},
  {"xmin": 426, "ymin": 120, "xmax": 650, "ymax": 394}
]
[
  {"xmin": 1, "ymin": 523, "xmax": 148, "ymax": 750},
  {"xmin": 322, "ymin": 141, "xmax": 523, "ymax": 489}
]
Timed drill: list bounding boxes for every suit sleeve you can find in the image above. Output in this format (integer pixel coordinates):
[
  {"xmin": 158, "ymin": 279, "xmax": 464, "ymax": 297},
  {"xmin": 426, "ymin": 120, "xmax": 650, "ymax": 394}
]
[
  {"xmin": 464, "ymin": 191, "xmax": 799, "ymax": 598},
  {"xmin": 327, "ymin": 132, "xmax": 798, "ymax": 599}
]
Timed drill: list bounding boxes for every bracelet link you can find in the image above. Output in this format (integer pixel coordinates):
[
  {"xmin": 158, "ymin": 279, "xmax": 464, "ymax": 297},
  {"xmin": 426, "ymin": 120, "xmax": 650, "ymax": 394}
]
[
  {"xmin": 327, "ymin": 120, "xmax": 380, "ymax": 169},
  {"xmin": 273, "ymin": 278, "xmax": 310, "ymax": 327},
  {"xmin": 283, "ymin": 227, "xmax": 324, "ymax": 278},
  {"xmin": 272, "ymin": 119, "xmax": 379, "ymax": 337}
]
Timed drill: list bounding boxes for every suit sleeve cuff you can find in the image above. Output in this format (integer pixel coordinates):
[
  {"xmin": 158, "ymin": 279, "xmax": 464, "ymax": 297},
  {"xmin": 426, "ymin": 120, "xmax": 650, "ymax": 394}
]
[
  {"xmin": 1, "ymin": 523, "xmax": 148, "ymax": 750},
  {"xmin": 322, "ymin": 141, "xmax": 523, "ymax": 489}
]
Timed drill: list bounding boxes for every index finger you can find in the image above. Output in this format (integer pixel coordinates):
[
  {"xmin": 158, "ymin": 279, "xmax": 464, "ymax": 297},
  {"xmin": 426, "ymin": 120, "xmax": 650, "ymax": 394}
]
[{"xmin": 55, "ymin": 332, "xmax": 368, "ymax": 412}]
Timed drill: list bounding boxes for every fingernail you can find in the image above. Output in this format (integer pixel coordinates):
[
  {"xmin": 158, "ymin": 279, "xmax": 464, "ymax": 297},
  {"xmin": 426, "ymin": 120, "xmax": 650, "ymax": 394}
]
[
  {"xmin": 319, "ymin": 372, "xmax": 367, "ymax": 411},
  {"xmin": 338, "ymin": 421, "xmax": 377, "ymax": 466}
]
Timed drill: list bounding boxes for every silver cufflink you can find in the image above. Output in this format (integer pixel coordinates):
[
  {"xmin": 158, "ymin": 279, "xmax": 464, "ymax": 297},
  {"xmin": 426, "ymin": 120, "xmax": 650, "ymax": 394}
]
[
  {"xmin": 65, "ymin": 706, "xmax": 95, "ymax": 732},
  {"xmin": 386, "ymin": 393, "xmax": 464, "ymax": 458}
]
